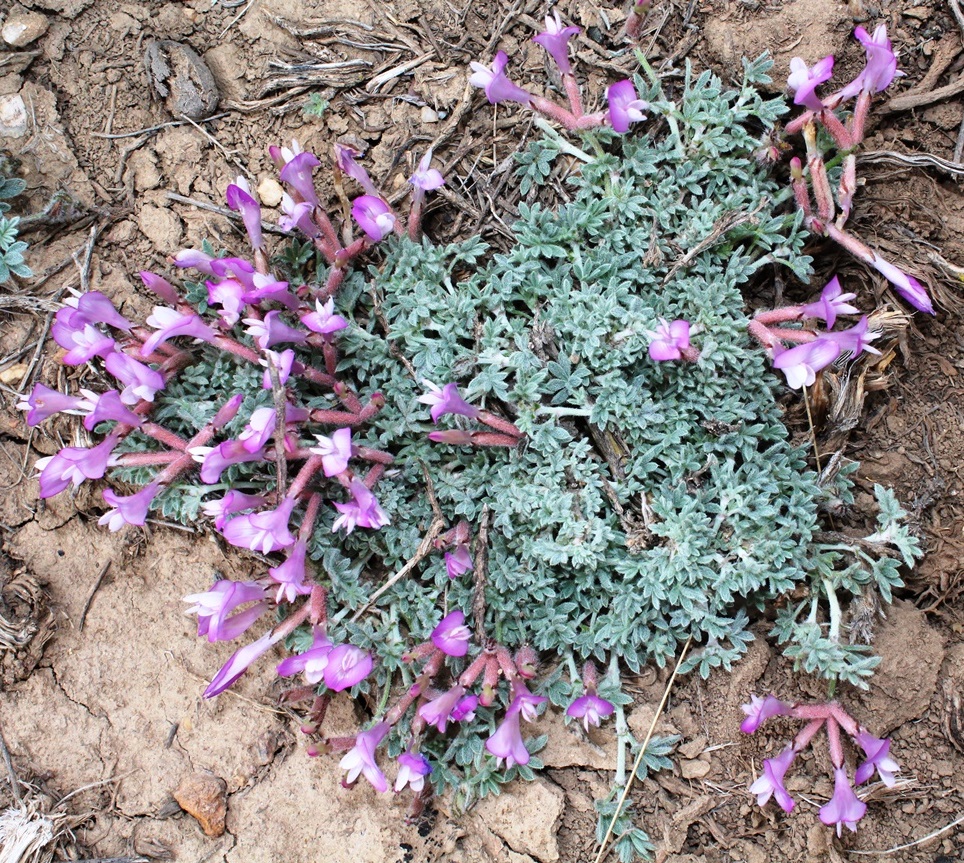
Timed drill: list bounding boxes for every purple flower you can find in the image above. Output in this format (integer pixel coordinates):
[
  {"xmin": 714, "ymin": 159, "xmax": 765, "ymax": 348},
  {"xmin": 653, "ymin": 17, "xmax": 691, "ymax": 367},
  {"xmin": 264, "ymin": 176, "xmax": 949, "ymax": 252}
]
[
  {"xmin": 607, "ymin": 79, "xmax": 649, "ymax": 133},
  {"xmin": 301, "ymin": 297, "xmax": 349, "ymax": 337},
  {"xmin": 52, "ymin": 309, "xmax": 115, "ymax": 365},
  {"xmin": 204, "ymin": 630, "xmax": 282, "ymax": 698},
  {"xmin": 310, "ymin": 428, "xmax": 353, "ymax": 477},
  {"xmin": 192, "ymin": 439, "xmax": 265, "ymax": 484},
  {"xmin": 566, "ymin": 693, "xmax": 615, "ymax": 731},
  {"xmin": 408, "ymin": 149, "xmax": 445, "ymax": 194},
  {"xmin": 452, "ymin": 694, "xmax": 478, "ymax": 722},
  {"xmin": 238, "ymin": 407, "xmax": 278, "ymax": 453},
  {"xmin": 445, "ymin": 545, "xmax": 473, "ymax": 579},
  {"xmin": 351, "ymin": 195, "xmax": 395, "ymax": 242},
  {"xmin": 839, "ymin": 25, "xmax": 901, "ymax": 99},
  {"xmin": 469, "ymin": 51, "xmax": 532, "ymax": 105},
  {"xmin": 141, "ymin": 307, "xmax": 215, "ymax": 356},
  {"xmin": 335, "ymin": 144, "xmax": 379, "ymax": 197},
  {"xmin": 139, "ymin": 270, "xmax": 180, "ymax": 305},
  {"xmin": 822, "ymin": 316, "xmax": 881, "ymax": 358},
  {"xmin": 486, "ymin": 705, "xmax": 529, "ymax": 768},
  {"xmin": 819, "ymin": 767, "xmax": 867, "ymax": 836},
  {"xmin": 34, "ymin": 434, "xmax": 121, "ymax": 498},
  {"xmin": 854, "ymin": 731, "xmax": 899, "ymax": 787},
  {"xmin": 648, "ymin": 319, "xmax": 690, "ymax": 361},
  {"xmin": 418, "ymin": 381, "xmax": 480, "ymax": 424},
  {"xmin": 78, "ymin": 389, "xmax": 144, "ymax": 430},
  {"xmin": 17, "ymin": 383, "xmax": 86, "ymax": 426},
  {"xmin": 787, "ymin": 55, "xmax": 834, "ymax": 112},
  {"xmin": 510, "ymin": 679, "xmax": 547, "ymax": 722},
  {"xmin": 324, "ymin": 643, "xmax": 373, "ymax": 691},
  {"xmin": 261, "ymin": 348, "xmax": 297, "ymax": 390},
  {"xmin": 184, "ymin": 579, "xmax": 269, "ymax": 642},
  {"xmin": 339, "ymin": 722, "xmax": 390, "ymax": 793},
  {"xmin": 64, "ymin": 290, "xmax": 132, "ymax": 331},
  {"xmin": 800, "ymin": 276, "xmax": 859, "ymax": 329},
  {"xmin": 243, "ymin": 310, "xmax": 307, "ymax": 350},
  {"xmin": 394, "ymin": 751, "xmax": 432, "ymax": 793},
  {"xmin": 99, "ymin": 482, "xmax": 161, "ymax": 531},
  {"xmin": 279, "ymin": 194, "xmax": 319, "ymax": 237},
  {"xmin": 207, "ymin": 278, "xmax": 246, "ymax": 327},
  {"xmin": 532, "ymin": 11, "xmax": 580, "ymax": 75},
  {"xmin": 202, "ymin": 491, "xmax": 267, "ymax": 530},
  {"xmin": 749, "ymin": 746, "xmax": 796, "ymax": 813},
  {"xmin": 418, "ymin": 685, "xmax": 468, "ymax": 733},
  {"xmin": 104, "ymin": 352, "xmax": 166, "ymax": 404},
  {"xmin": 222, "ymin": 497, "xmax": 297, "ymax": 554},
  {"xmin": 740, "ymin": 694, "xmax": 793, "ymax": 734},
  {"xmin": 172, "ymin": 249, "xmax": 216, "ymax": 275},
  {"xmin": 332, "ymin": 480, "xmax": 390, "ymax": 534},
  {"xmin": 870, "ymin": 255, "xmax": 934, "ymax": 315},
  {"xmin": 279, "ymin": 151, "xmax": 321, "ymax": 208},
  {"xmin": 268, "ymin": 538, "xmax": 312, "ymax": 603},
  {"xmin": 226, "ymin": 177, "xmax": 264, "ymax": 250},
  {"xmin": 276, "ymin": 627, "xmax": 333, "ymax": 682},
  {"xmin": 771, "ymin": 338, "xmax": 841, "ymax": 389},
  {"xmin": 430, "ymin": 610, "xmax": 472, "ymax": 657}
]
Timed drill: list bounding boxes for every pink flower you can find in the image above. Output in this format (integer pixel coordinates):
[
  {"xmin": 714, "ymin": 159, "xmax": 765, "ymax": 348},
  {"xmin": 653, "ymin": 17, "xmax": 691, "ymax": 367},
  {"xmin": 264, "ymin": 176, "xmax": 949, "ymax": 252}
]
[
  {"xmin": 261, "ymin": 349, "xmax": 297, "ymax": 389},
  {"xmin": 17, "ymin": 383, "xmax": 86, "ymax": 426},
  {"xmin": 749, "ymin": 746, "xmax": 796, "ymax": 813},
  {"xmin": 510, "ymin": 679, "xmax": 546, "ymax": 722},
  {"xmin": 870, "ymin": 255, "xmax": 934, "ymax": 315},
  {"xmin": 99, "ymin": 482, "xmax": 161, "ymax": 531},
  {"xmin": 276, "ymin": 627, "xmax": 333, "ymax": 682},
  {"xmin": 226, "ymin": 177, "xmax": 264, "ymax": 250},
  {"xmin": 301, "ymin": 297, "xmax": 349, "ymax": 337},
  {"xmin": 853, "ymin": 731, "xmax": 899, "ymax": 787},
  {"xmin": 335, "ymin": 144, "xmax": 379, "ymax": 197},
  {"xmin": 332, "ymin": 480, "xmax": 390, "ymax": 534},
  {"xmin": 394, "ymin": 751, "xmax": 432, "ymax": 793},
  {"xmin": 839, "ymin": 25, "xmax": 901, "ymax": 99},
  {"xmin": 819, "ymin": 767, "xmax": 867, "ymax": 836},
  {"xmin": 207, "ymin": 278, "xmax": 247, "ymax": 327},
  {"xmin": 141, "ymin": 307, "xmax": 215, "ymax": 356},
  {"xmin": 771, "ymin": 338, "xmax": 840, "ymax": 389},
  {"xmin": 192, "ymin": 439, "xmax": 265, "ymax": 484},
  {"xmin": 184, "ymin": 579, "xmax": 270, "ymax": 642},
  {"xmin": 278, "ymin": 193, "xmax": 319, "ymax": 237},
  {"xmin": 172, "ymin": 249, "xmax": 216, "ymax": 275},
  {"xmin": 222, "ymin": 497, "xmax": 297, "ymax": 554},
  {"xmin": 566, "ymin": 693, "xmax": 615, "ymax": 731},
  {"xmin": 445, "ymin": 545, "xmax": 473, "ymax": 579},
  {"xmin": 52, "ymin": 309, "xmax": 115, "ymax": 365},
  {"xmin": 78, "ymin": 389, "xmax": 144, "ymax": 430},
  {"xmin": 740, "ymin": 694, "xmax": 793, "ymax": 734},
  {"xmin": 418, "ymin": 381, "xmax": 480, "ymax": 424},
  {"xmin": 202, "ymin": 491, "xmax": 267, "ymax": 530},
  {"xmin": 310, "ymin": 428, "xmax": 353, "ymax": 477},
  {"xmin": 324, "ymin": 643, "xmax": 373, "ymax": 691},
  {"xmin": 340, "ymin": 722, "xmax": 390, "ymax": 793},
  {"xmin": 418, "ymin": 685, "xmax": 468, "ymax": 733},
  {"xmin": 823, "ymin": 316, "xmax": 881, "ymax": 358},
  {"xmin": 34, "ymin": 434, "xmax": 121, "ymax": 498},
  {"xmin": 243, "ymin": 310, "xmax": 307, "ymax": 350},
  {"xmin": 486, "ymin": 705, "xmax": 529, "ymax": 768},
  {"xmin": 139, "ymin": 271, "xmax": 180, "ymax": 305},
  {"xmin": 351, "ymin": 195, "xmax": 396, "ymax": 242},
  {"xmin": 104, "ymin": 352, "xmax": 166, "ymax": 404},
  {"xmin": 408, "ymin": 149, "xmax": 445, "ymax": 194},
  {"xmin": 204, "ymin": 630, "xmax": 282, "ymax": 698},
  {"xmin": 452, "ymin": 694, "xmax": 478, "ymax": 722},
  {"xmin": 64, "ymin": 290, "xmax": 132, "ymax": 331},
  {"xmin": 532, "ymin": 11, "xmax": 580, "ymax": 75},
  {"xmin": 648, "ymin": 319, "xmax": 690, "ymax": 361},
  {"xmin": 800, "ymin": 276, "xmax": 859, "ymax": 329},
  {"xmin": 279, "ymin": 150, "xmax": 321, "ymax": 208},
  {"xmin": 787, "ymin": 55, "xmax": 834, "ymax": 112},
  {"xmin": 431, "ymin": 610, "xmax": 472, "ymax": 657},
  {"xmin": 607, "ymin": 79, "xmax": 649, "ymax": 133},
  {"xmin": 469, "ymin": 51, "xmax": 532, "ymax": 105},
  {"xmin": 268, "ymin": 539, "xmax": 312, "ymax": 603}
]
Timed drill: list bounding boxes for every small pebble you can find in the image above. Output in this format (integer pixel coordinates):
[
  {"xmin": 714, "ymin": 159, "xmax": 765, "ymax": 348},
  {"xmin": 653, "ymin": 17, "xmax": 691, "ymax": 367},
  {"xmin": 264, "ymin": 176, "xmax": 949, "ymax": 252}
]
[
  {"xmin": 257, "ymin": 177, "xmax": 284, "ymax": 208},
  {"xmin": 0, "ymin": 93, "xmax": 28, "ymax": 137},
  {"xmin": 2, "ymin": 9, "xmax": 49, "ymax": 48}
]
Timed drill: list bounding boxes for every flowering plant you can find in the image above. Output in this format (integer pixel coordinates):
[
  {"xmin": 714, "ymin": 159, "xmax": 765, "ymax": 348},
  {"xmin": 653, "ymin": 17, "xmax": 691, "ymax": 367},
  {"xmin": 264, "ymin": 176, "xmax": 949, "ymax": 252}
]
[{"xmin": 21, "ymin": 14, "xmax": 924, "ymax": 857}]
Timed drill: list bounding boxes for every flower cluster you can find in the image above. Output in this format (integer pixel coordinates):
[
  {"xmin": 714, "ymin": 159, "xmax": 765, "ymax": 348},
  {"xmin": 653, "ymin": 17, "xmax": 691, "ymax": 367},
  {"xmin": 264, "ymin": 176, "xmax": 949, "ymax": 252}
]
[
  {"xmin": 784, "ymin": 26, "xmax": 933, "ymax": 315},
  {"xmin": 742, "ymin": 695, "xmax": 898, "ymax": 835}
]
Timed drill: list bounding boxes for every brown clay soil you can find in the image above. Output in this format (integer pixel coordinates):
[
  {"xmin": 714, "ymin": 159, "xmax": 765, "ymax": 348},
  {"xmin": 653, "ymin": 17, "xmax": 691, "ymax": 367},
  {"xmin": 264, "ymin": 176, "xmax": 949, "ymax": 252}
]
[{"xmin": 0, "ymin": 1, "xmax": 962, "ymax": 861}]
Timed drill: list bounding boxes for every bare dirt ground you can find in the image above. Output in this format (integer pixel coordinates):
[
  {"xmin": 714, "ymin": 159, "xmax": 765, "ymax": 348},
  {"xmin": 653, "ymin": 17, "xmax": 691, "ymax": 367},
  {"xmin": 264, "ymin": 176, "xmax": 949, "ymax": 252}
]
[{"xmin": 0, "ymin": 1, "xmax": 962, "ymax": 861}]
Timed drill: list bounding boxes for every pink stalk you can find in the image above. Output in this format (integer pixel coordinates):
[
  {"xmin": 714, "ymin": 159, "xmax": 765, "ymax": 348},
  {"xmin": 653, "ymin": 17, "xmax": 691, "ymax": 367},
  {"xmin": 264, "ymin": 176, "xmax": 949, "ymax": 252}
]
[
  {"xmin": 820, "ymin": 110, "xmax": 853, "ymax": 150},
  {"xmin": 353, "ymin": 445, "xmax": 394, "ymax": 466},
  {"xmin": 113, "ymin": 451, "xmax": 181, "ymax": 467},
  {"xmin": 286, "ymin": 454, "xmax": 325, "ymax": 501},
  {"xmin": 563, "ymin": 74, "xmax": 583, "ymax": 118},
  {"xmin": 140, "ymin": 422, "xmax": 188, "ymax": 451},
  {"xmin": 477, "ymin": 411, "xmax": 523, "ymax": 438},
  {"xmin": 826, "ymin": 716, "xmax": 845, "ymax": 768},
  {"xmin": 754, "ymin": 307, "xmax": 805, "ymax": 326}
]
